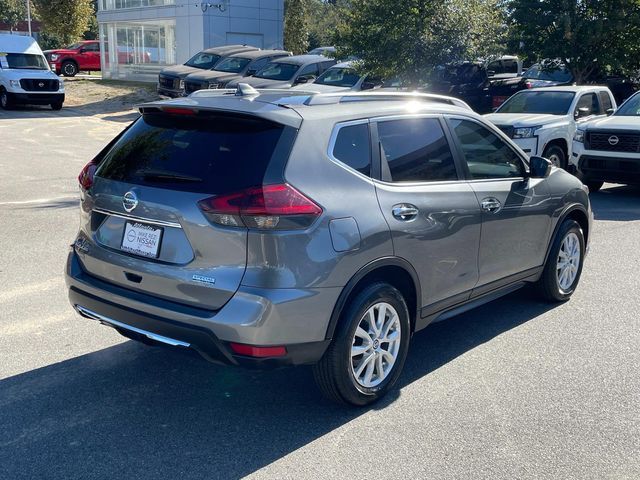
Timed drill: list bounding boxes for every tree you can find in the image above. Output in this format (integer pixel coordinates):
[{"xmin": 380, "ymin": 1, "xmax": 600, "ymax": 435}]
[
  {"xmin": 284, "ymin": 0, "xmax": 309, "ymax": 54},
  {"xmin": 306, "ymin": 0, "xmax": 349, "ymax": 50},
  {"xmin": 0, "ymin": 0, "xmax": 26, "ymax": 32},
  {"xmin": 336, "ymin": 0, "xmax": 507, "ymax": 86},
  {"xmin": 33, "ymin": 0, "xmax": 93, "ymax": 45},
  {"xmin": 509, "ymin": 0, "xmax": 640, "ymax": 83}
]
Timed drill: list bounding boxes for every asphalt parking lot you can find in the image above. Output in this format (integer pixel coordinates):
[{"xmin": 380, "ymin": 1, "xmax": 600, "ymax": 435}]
[{"xmin": 0, "ymin": 107, "xmax": 639, "ymax": 480}]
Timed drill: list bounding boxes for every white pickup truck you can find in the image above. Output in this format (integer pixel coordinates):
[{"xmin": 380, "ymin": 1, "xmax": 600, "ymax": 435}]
[
  {"xmin": 0, "ymin": 34, "xmax": 65, "ymax": 110},
  {"xmin": 484, "ymin": 86, "xmax": 616, "ymax": 169}
]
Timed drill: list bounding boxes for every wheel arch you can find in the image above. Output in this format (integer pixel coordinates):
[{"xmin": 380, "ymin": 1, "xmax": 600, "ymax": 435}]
[
  {"xmin": 544, "ymin": 203, "xmax": 590, "ymax": 264},
  {"xmin": 324, "ymin": 257, "xmax": 421, "ymax": 340},
  {"xmin": 543, "ymin": 138, "xmax": 569, "ymax": 159}
]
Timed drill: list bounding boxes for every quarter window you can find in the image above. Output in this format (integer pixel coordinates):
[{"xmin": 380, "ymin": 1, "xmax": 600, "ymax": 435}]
[
  {"xmin": 377, "ymin": 118, "xmax": 458, "ymax": 182},
  {"xmin": 449, "ymin": 119, "xmax": 525, "ymax": 179},
  {"xmin": 332, "ymin": 123, "xmax": 371, "ymax": 176}
]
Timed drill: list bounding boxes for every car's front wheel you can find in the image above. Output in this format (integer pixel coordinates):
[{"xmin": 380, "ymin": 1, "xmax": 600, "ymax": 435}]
[
  {"xmin": 543, "ymin": 144, "xmax": 567, "ymax": 169},
  {"xmin": 538, "ymin": 219, "xmax": 585, "ymax": 302},
  {"xmin": 0, "ymin": 88, "xmax": 14, "ymax": 110},
  {"xmin": 313, "ymin": 282, "xmax": 411, "ymax": 406},
  {"xmin": 61, "ymin": 60, "xmax": 78, "ymax": 77}
]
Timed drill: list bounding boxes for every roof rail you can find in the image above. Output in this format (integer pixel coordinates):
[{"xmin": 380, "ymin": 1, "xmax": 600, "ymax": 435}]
[{"xmin": 304, "ymin": 91, "xmax": 471, "ymax": 109}]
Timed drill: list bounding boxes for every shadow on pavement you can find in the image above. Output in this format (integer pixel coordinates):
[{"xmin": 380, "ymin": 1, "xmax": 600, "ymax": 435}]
[
  {"xmin": 590, "ymin": 184, "xmax": 640, "ymax": 221},
  {"xmin": 0, "ymin": 288, "xmax": 554, "ymax": 479}
]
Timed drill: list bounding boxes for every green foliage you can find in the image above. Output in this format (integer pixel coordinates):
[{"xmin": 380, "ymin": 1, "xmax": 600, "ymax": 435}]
[
  {"xmin": 83, "ymin": 0, "xmax": 98, "ymax": 40},
  {"xmin": 33, "ymin": 0, "xmax": 93, "ymax": 45},
  {"xmin": 337, "ymin": 0, "xmax": 507, "ymax": 86},
  {"xmin": 509, "ymin": 0, "xmax": 640, "ymax": 82},
  {"xmin": 306, "ymin": 0, "xmax": 349, "ymax": 50},
  {"xmin": 0, "ymin": 0, "xmax": 26, "ymax": 31},
  {"xmin": 284, "ymin": 0, "xmax": 309, "ymax": 54}
]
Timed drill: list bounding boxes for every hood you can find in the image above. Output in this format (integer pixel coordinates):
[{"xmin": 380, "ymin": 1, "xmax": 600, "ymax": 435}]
[
  {"xmin": 290, "ymin": 83, "xmax": 351, "ymax": 93},
  {"xmin": 484, "ymin": 113, "xmax": 567, "ymax": 127},
  {"xmin": 159, "ymin": 64, "xmax": 203, "ymax": 79},
  {"xmin": 526, "ymin": 79, "xmax": 569, "ymax": 88},
  {"xmin": 184, "ymin": 71, "xmax": 240, "ymax": 83},
  {"xmin": 1, "ymin": 68, "xmax": 59, "ymax": 80},
  {"xmin": 582, "ymin": 115, "xmax": 640, "ymax": 131},
  {"xmin": 43, "ymin": 48, "xmax": 78, "ymax": 56},
  {"xmin": 227, "ymin": 77, "xmax": 292, "ymax": 89}
]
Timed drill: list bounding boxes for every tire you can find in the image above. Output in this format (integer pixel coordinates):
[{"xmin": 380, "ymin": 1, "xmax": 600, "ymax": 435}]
[
  {"xmin": 61, "ymin": 60, "xmax": 78, "ymax": 77},
  {"xmin": 543, "ymin": 144, "xmax": 567, "ymax": 170},
  {"xmin": 538, "ymin": 219, "xmax": 585, "ymax": 302},
  {"xmin": 50, "ymin": 100, "xmax": 63, "ymax": 111},
  {"xmin": 313, "ymin": 282, "xmax": 411, "ymax": 406},
  {"xmin": 585, "ymin": 181, "xmax": 604, "ymax": 193},
  {"xmin": 0, "ymin": 88, "xmax": 14, "ymax": 110}
]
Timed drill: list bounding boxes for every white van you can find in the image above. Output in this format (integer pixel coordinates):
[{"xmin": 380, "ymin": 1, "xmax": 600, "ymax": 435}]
[{"xmin": 0, "ymin": 34, "xmax": 65, "ymax": 110}]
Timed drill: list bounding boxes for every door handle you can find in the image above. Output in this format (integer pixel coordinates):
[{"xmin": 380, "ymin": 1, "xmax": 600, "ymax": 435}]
[
  {"xmin": 480, "ymin": 197, "xmax": 502, "ymax": 213},
  {"xmin": 392, "ymin": 203, "xmax": 419, "ymax": 221}
]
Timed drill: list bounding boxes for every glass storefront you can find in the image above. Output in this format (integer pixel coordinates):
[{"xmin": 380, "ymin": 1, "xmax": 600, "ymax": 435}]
[
  {"xmin": 100, "ymin": 20, "xmax": 176, "ymax": 80},
  {"xmin": 100, "ymin": 0, "xmax": 174, "ymax": 10}
]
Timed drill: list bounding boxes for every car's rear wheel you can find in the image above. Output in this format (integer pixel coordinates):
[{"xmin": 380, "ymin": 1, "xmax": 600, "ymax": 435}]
[
  {"xmin": 313, "ymin": 282, "xmax": 411, "ymax": 406},
  {"xmin": 0, "ymin": 88, "xmax": 14, "ymax": 110},
  {"xmin": 61, "ymin": 60, "xmax": 78, "ymax": 77},
  {"xmin": 585, "ymin": 180, "xmax": 604, "ymax": 193},
  {"xmin": 538, "ymin": 219, "xmax": 585, "ymax": 302},
  {"xmin": 543, "ymin": 144, "xmax": 567, "ymax": 169}
]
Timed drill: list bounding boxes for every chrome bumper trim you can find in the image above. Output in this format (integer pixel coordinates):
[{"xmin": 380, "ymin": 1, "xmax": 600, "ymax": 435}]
[{"xmin": 92, "ymin": 208, "xmax": 182, "ymax": 228}]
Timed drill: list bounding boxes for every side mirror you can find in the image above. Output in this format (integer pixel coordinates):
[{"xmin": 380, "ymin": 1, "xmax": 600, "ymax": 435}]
[
  {"xmin": 529, "ymin": 155, "xmax": 552, "ymax": 178},
  {"xmin": 295, "ymin": 75, "xmax": 315, "ymax": 84},
  {"xmin": 574, "ymin": 107, "xmax": 590, "ymax": 119},
  {"xmin": 246, "ymin": 69, "xmax": 257, "ymax": 76},
  {"xmin": 360, "ymin": 81, "xmax": 377, "ymax": 91},
  {"xmin": 606, "ymin": 108, "xmax": 615, "ymax": 116}
]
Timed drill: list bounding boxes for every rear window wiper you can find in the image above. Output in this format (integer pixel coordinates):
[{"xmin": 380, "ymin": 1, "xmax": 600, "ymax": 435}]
[{"xmin": 138, "ymin": 169, "xmax": 203, "ymax": 183}]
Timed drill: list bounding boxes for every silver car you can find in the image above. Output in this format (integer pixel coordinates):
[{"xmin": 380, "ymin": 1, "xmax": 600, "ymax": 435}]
[{"xmin": 67, "ymin": 87, "xmax": 592, "ymax": 405}]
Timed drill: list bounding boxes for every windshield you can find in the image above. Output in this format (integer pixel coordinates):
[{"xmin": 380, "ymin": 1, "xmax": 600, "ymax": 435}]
[
  {"xmin": 213, "ymin": 57, "xmax": 251, "ymax": 73},
  {"xmin": 315, "ymin": 67, "xmax": 361, "ymax": 87},
  {"xmin": 615, "ymin": 93, "xmax": 640, "ymax": 116},
  {"xmin": 254, "ymin": 62, "xmax": 299, "ymax": 80},
  {"xmin": 524, "ymin": 65, "xmax": 573, "ymax": 83},
  {"xmin": 2, "ymin": 53, "xmax": 49, "ymax": 70},
  {"xmin": 436, "ymin": 64, "xmax": 484, "ymax": 84},
  {"xmin": 185, "ymin": 52, "xmax": 221, "ymax": 70},
  {"xmin": 497, "ymin": 91, "xmax": 575, "ymax": 115},
  {"xmin": 65, "ymin": 42, "xmax": 83, "ymax": 50}
]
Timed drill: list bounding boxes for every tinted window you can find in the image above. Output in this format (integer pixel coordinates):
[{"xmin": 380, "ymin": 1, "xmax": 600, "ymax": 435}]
[
  {"xmin": 298, "ymin": 63, "xmax": 320, "ymax": 78},
  {"xmin": 83, "ymin": 43, "xmax": 100, "ymax": 52},
  {"xmin": 97, "ymin": 114, "xmax": 293, "ymax": 195},
  {"xmin": 450, "ymin": 119, "xmax": 525, "ymax": 179},
  {"xmin": 247, "ymin": 57, "xmax": 270, "ymax": 73},
  {"xmin": 4, "ymin": 53, "xmax": 48, "ymax": 70},
  {"xmin": 213, "ymin": 57, "xmax": 251, "ymax": 73},
  {"xmin": 599, "ymin": 92, "xmax": 613, "ymax": 112},
  {"xmin": 576, "ymin": 93, "xmax": 600, "ymax": 116},
  {"xmin": 497, "ymin": 91, "xmax": 575, "ymax": 115},
  {"xmin": 378, "ymin": 118, "xmax": 457, "ymax": 182},
  {"xmin": 332, "ymin": 123, "xmax": 371, "ymax": 176},
  {"xmin": 255, "ymin": 62, "xmax": 299, "ymax": 80},
  {"xmin": 615, "ymin": 92, "xmax": 640, "ymax": 116},
  {"xmin": 315, "ymin": 67, "xmax": 361, "ymax": 87},
  {"xmin": 185, "ymin": 52, "xmax": 221, "ymax": 69},
  {"xmin": 524, "ymin": 65, "xmax": 573, "ymax": 83}
]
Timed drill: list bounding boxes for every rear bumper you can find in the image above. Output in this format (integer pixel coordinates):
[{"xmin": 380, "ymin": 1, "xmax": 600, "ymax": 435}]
[
  {"xmin": 11, "ymin": 92, "xmax": 64, "ymax": 105},
  {"xmin": 65, "ymin": 249, "xmax": 336, "ymax": 368}
]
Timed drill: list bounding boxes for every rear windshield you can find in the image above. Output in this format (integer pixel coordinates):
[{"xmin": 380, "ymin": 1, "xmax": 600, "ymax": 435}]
[
  {"xmin": 185, "ymin": 52, "xmax": 221, "ymax": 70},
  {"xmin": 96, "ymin": 113, "xmax": 294, "ymax": 195},
  {"xmin": 497, "ymin": 91, "xmax": 575, "ymax": 115},
  {"xmin": 524, "ymin": 65, "xmax": 573, "ymax": 83},
  {"xmin": 3, "ymin": 53, "xmax": 49, "ymax": 70}
]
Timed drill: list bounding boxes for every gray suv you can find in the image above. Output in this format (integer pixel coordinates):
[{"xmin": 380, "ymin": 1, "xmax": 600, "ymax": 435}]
[{"xmin": 68, "ymin": 87, "xmax": 592, "ymax": 405}]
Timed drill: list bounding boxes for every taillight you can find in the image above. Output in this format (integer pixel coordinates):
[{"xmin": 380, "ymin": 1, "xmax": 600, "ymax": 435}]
[
  {"xmin": 198, "ymin": 183, "xmax": 322, "ymax": 230},
  {"xmin": 229, "ymin": 342, "xmax": 287, "ymax": 358},
  {"xmin": 78, "ymin": 160, "xmax": 97, "ymax": 190}
]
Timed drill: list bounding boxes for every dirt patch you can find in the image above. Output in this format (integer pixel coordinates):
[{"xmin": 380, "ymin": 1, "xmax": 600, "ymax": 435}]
[{"xmin": 63, "ymin": 77, "xmax": 159, "ymax": 117}]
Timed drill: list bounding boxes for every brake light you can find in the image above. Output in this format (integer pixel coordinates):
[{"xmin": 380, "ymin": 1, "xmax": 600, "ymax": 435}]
[
  {"xmin": 198, "ymin": 183, "xmax": 322, "ymax": 230},
  {"xmin": 229, "ymin": 343, "xmax": 287, "ymax": 358},
  {"xmin": 78, "ymin": 160, "xmax": 97, "ymax": 190},
  {"xmin": 160, "ymin": 106, "xmax": 196, "ymax": 115}
]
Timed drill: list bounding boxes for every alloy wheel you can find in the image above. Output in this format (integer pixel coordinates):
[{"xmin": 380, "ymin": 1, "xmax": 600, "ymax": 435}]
[
  {"xmin": 350, "ymin": 302, "xmax": 402, "ymax": 388},
  {"xmin": 557, "ymin": 232, "xmax": 581, "ymax": 291}
]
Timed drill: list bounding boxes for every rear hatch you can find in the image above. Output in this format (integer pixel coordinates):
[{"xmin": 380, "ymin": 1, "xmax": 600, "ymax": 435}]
[{"xmin": 79, "ymin": 109, "xmax": 297, "ymax": 310}]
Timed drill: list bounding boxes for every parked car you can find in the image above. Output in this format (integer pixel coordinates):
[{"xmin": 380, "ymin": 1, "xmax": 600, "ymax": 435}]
[
  {"xmin": 290, "ymin": 61, "xmax": 383, "ymax": 92},
  {"xmin": 225, "ymin": 55, "xmax": 336, "ymax": 89},
  {"xmin": 572, "ymin": 90, "xmax": 640, "ymax": 192},
  {"xmin": 68, "ymin": 86, "xmax": 592, "ymax": 405},
  {"xmin": 484, "ymin": 86, "xmax": 616, "ymax": 168},
  {"xmin": 308, "ymin": 46, "xmax": 336, "ymax": 57},
  {"xmin": 183, "ymin": 49, "xmax": 291, "ymax": 95},
  {"xmin": 428, "ymin": 62, "xmax": 492, "ymax": 113},
  {"xmin": 485, "ymin": 55, "xmax": 524, "ymax": 80},
  {"xmin": 157, "ymin": 45, "xmax": 259, "ymax": 98},
  {"xmin": 44, "ymin": 40, "xmax": 150, "ymax": 77},
  {"xmin": 0, "ymin": 34, "xmax": 65, "ymax": 110}
]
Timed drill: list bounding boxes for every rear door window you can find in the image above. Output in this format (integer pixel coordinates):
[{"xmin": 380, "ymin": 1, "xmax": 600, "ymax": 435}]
[
  {"xmin": 96, "ymin": 113, "xmax": 294, "ymax": 195},
  {"xmin": 377, "ymin": 117, "xmax": 458, "ymax": 182},
  {"xmin": 332, "ymin": 123, "xmax": 371, "ymax": 176}
]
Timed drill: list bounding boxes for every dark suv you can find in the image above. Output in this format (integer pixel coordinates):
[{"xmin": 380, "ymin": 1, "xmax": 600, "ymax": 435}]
[{"xmin": 68, "ymin": 88, "xmax": 592, "ymax": 405}]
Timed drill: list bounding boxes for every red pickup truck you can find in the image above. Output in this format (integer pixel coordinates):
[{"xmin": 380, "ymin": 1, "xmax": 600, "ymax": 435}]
[{"xmin": 44, "ymin": 40, "xmax": 151, "ymax": 77}]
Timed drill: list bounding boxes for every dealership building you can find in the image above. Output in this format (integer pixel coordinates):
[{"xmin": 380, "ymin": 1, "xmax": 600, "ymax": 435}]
[{"xmin": 97, "ymin": 0, "xmax": 284, "ymax": 81}]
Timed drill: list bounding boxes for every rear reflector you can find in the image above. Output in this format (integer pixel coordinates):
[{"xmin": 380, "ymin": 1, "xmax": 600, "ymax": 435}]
[
  {"xmin": 229, "ymin": 343, "xmax": 287, "ymax": 358},
  {"xmin": 198, "ymin": 183, "xmax": 322, "ymax": 230}
]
